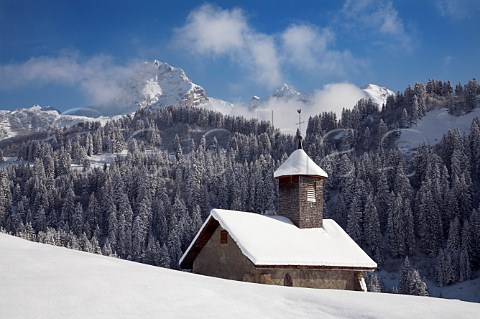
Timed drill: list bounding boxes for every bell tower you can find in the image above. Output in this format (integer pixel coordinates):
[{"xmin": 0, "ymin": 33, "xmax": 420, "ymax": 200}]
[{"xmin": 274, "ymin": 113, "xmax": 328, "ymax": 228}]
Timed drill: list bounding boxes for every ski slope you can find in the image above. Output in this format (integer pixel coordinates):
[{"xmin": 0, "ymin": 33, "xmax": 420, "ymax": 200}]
[{"xmin": 1, "ymin": 233, "xmax": 478, "ymax": 319}]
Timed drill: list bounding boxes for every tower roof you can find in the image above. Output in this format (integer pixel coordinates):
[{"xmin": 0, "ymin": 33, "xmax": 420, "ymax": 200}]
[{"xmin": 274, "ymin": 149, "xmax": 328, "ymax": 178}]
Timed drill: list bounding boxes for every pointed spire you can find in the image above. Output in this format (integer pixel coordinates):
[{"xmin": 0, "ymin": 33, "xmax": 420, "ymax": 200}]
[
  {"xmin": 296, "ymin": 128, "xmax": 303, "ymax": 150},
  {"xmin": 295, "ymin": 109, "xmax": 304, "ymax": 150}
]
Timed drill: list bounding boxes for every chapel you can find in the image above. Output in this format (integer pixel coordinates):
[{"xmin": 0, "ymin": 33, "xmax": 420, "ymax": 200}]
[{"xmin": 179, "ymin": 130, "xmax": 377, "ymax": 290}]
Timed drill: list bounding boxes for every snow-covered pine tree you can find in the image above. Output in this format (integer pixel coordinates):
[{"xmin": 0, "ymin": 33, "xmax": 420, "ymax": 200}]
[
  {"xmin": 387, "ymin": 194, "xmax": 403, "ymax": 257},
  {"xmin": 366, "ymin": 272, "xmax": 383, "ymax": 292},
  {"xmin": 158, "ymin": 243, "xmax": 171, "ymax": 268},
  {"xmin": 399, "ymin": 257, "xmax": 413, "ymax": 294},
  {"xmin": 459, "ymin": 246, "xmax": 472, "ymax": 282},
  {"xmin": 399, "ymin": 257, "xmax": 429, "ymax": 296},
  {"xmin": 346, "ymin": 192, "xmax": 363, "ymax": 246},
  {"xmin": 363, "ymin": 193, "xmax": 381, "ymax": 259},
  {"xmin": 470, "ymin": 118, "xmax": 480, "ymax": 176},
  {"xmin": 71, "ymin": 202, "xmax": 84, "ymax": 237},
  {"xmin": 409, "ymin": 270, "xmax": 429, "ymax": 296},
  {"xmin": 417, "ymin": 181, "xmax": 442, "ymax": 255},
  {"xmin": 85, "ymin": 193, "xmax": 100, "ymax": 238}
]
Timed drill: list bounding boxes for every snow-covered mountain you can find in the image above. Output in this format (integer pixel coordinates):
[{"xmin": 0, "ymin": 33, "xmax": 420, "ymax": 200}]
[
  {"xmin": 1, "ymin": 233, "xmax": 479, "ymax": 318},
  {"xmin": 0, "ymin": 59, "xmax": 392, "ymax": 142},
  {"xmin": 363, "ymin": 84, "xmax": 395, "ymax": 107},
  {"xmin": 244, "ymin": 83, "xmax": 393, "ymax": 133},
  {"xmin": 0, "ymin": 105, "xmax": 110, "ymax": 140},
  {"xmin": 272, "ymin": 83, "xmax": 310, "ymax": 101},
  {"xmin": 254, "ymin": 83, "xmax": 393, "ymax": 110},
  {"xmin": 0, "ymin": 60, "xmax": 229, "ymax": 141},
  {"xmin": 107, "ymin": 60, "xmax": 209, "ymax": 114}
]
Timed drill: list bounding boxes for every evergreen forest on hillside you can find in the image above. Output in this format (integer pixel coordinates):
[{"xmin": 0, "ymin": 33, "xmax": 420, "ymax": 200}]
[{"xmin": 1, "ymin": 78, "xmax": 480, "ymax": 294}]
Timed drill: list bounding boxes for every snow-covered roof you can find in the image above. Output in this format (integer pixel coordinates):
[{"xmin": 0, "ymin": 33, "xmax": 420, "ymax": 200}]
[
  {"xmin": 180, "ymin": 209, "xmax": 376, "ymax": 269},
  {"xmin": 274, "ymin": 149, "xmax": 328, "ymax": 178}
]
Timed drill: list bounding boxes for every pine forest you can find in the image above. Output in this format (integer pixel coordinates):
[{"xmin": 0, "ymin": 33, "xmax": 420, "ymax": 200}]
[{"xmin": 1, "ymin": 78, "xmax": 480, "ymax": 294}]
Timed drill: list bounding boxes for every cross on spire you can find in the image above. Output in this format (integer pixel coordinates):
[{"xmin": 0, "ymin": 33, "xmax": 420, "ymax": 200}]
[
  {"xmin": 296, "ymin": 109, "xmax": 304, "ymax": 132},
  {"xmin": 295, "ymin": 109, "xmax": 304, "ymax": 150}
]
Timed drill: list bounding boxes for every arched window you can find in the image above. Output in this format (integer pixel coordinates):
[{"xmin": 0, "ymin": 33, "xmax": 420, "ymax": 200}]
[{"xmin": 284, "ymin": 273, "xmax": 293, "ymax": 287}]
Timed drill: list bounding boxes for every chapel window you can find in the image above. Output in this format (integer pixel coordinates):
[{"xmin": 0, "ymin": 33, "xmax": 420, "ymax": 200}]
[
  {"xmin": 306, "ymin": 182, "xmax": 316, "ymax": 202},
  {"xmin": 220, "ymin": 230, "xmax": 228, "ymax": 244}
]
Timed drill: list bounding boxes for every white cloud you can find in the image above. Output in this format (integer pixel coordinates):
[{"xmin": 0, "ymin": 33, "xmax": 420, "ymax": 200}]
[
  {"xmin": 281, "ymin": 24, "xmax": 334, "ymax": 71},
  {"xmin": 174, "ymin": 5, "xmax": 247, "ymax": 56},
  {"xmin": 436, "ymin": 0, "xmax": 479, "ymax": 19},
  {"xmin": 340, "ymin": 0, "xmax": 412, "ymax": 51},
  {"xmin": 281, "ymin": 24, "xmax": 361, "ymax": 77},
  {"xmin": 174, "ymin": 4, "xmax": 361, "ymax": 90},
  {"xmin": 225, "ymin": 82, "xmax": 366, "ymax": 134},
  {"xmin": 174, "ymin": 4, "xmax": 282, "ymax": 88},
  {"xmin": 246, "ymin": 33, "xmax": 282, "ymax": 88},
  {"xmin": 0, "ymin": 53, "xmax": 137, "ymax": 106},
  {"xmin": 310, "ymin": 83, "xmax": 366, "ymax": 116},
  {"xmin": 0, "ymin": 55, "xmax": 79, "ymax": 88}
]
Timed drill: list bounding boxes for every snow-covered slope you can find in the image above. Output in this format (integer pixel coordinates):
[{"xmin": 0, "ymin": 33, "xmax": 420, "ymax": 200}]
[
  {"xmin": 204, "ymin": 97, "xmax": 234, "ymax": 114},
  {"xmin": 108, "ymin": 60, "xmax": 209, "ymax": 114},
  {"xmin": 272, "ymin": 83, "xmax": 311, "ymax": 102},
  {"xmin": 1, "ymin": 233, "xmax": 478, "ymax": 319},
  {"xmin": 0, "ymin": 105, "xmax": 110, "ymax": 140},
  {"xmin": 398, "ymin": 107, "xmax": 480, "ymax": 147},
  {"xmin": 0, "ymin": 60, "xmax": 232, "ymax": 140},
  {"xmin": 363, "ymin": 84, "xmax": 394, "ymax": 107}
]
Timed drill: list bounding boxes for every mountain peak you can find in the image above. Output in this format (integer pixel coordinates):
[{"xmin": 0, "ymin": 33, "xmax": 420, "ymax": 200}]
[
  {"xmin": 106, "ymin": 60, "xmax": 209, "ymax": 114},
  {"xmin": 29, "ymin": 104, "xmax": 43, "ymax": 111},
  {"xmin": 272, "ymin": 83, "xmax": 301, "ymax": 99},
  {"xmin": 362, "ymin": 84, "xmax": 394, "ymax": 106}
]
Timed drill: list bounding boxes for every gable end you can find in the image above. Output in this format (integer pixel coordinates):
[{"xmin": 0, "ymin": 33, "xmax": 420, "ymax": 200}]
[{"xmin": 179, "ymin": 217, "xmax": 219, "ymax": 269}]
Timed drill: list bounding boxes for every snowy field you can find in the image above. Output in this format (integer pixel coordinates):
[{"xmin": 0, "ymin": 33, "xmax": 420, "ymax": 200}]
[
  {"xmin": 1, "ymin": 233, "xmax": 479, "ymax": 319},
  {"xmin": 398, "ymin": 107, "xmax": 480, "ymax": 147}
]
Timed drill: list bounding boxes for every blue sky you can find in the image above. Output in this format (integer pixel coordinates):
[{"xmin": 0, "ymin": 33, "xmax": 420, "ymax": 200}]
[{"xmin": 0, "ymin": 0, "xmax": 479, "ymax": 111}]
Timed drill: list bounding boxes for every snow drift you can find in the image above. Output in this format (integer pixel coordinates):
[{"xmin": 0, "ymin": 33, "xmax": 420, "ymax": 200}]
[{"xmin": 1, "ymin": 233, "xmax": 478, "ymax": 319}]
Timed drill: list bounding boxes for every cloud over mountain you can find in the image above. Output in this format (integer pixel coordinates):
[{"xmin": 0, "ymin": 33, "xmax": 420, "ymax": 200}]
[{"xmin": 174, "ymin": 4, "xmax": 282, "ymax": 89}]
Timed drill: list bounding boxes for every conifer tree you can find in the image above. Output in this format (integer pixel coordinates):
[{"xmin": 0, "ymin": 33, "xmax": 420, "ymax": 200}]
[
  {"xmin": 399, "ymin": 257, "xmax": 429, "ymax": 296},
  {"xmin": 417, "ymin": 182, "xmax": 442, "ymax": 255},
  {"xmin": 346, "ymin": 193, "xmax": 363, "ymax": 246},
  {"xmin": 436, "ymin": 249, "xmax": 446, "ymax": 286},
  {"xmin": 363, "ymin": 194, "xmax": 380, "ymax": 259},
  {"xmin": 159, "ymin": 243, "xmax": 171, "ymax": 268},
  {"xmin": 60, "ymin": 187, "xmax": 76, "ymax": 229},
  {"xmin": 470, "ymin": 118, "xmax": 480, "ymax": 176},
  {"xmin": 86, "ymin": 193, "xmax": 100, "ymax": 238},
  {"xmin": 399, "ymin": 257, "xmax": 413, "ymax": 294},
  {"xmin": 71, "ymin": 202, "xmax": 84, "ymax": 237},
  {"xmin": 387, "ymin": 194, "xmax": 403, "ymax": 257},
  {"xmin": 366, "ymin": 273, "xmax": 383, "ymax": 292},
  {"xmin": 409, "ymin": 270, "xmax": 429, "ymax": 296}
]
